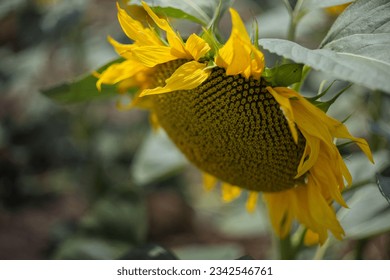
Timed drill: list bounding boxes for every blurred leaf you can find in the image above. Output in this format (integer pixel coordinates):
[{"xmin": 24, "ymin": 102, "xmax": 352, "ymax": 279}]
[
  {"xmin": 54, "ymin": 237, "xmax": 129, "ymax": 260},
  {"xmin": 131, "ymin": 129, "xmax": 188, "ymax": 186},
  {"xmin": 80, "ymin": 196, "xmax": 147, "ymax": 243},
  {"xmin": 129, "ymin": 0, "xmax": 233, "ymax": 26},
  {"xmin": 173, "ymin": 244, "xmax": 243, "ymax": 260},
  {"xmin": 119, "ymin": 243, "xmax": 178, "ymax": 260},
  {"xmin": 259, "ymin": 38, "xmax": 390, "ymax": 93},
  {"xmin": 41, "ymin": 59, "xmax": 123, "ymax": 104},
  {"xmin": 320, "ymin": 0, "xmax": 390, "ymax": 47},
  {"xmin": 304, "ymin": 0, "xmax": 355, "ymax": 9},
  {"xmin": 263, "ymin": 63, "xmax": 303, "ymax": 87},
  {"xmin": 0, "ymin": 0, "xmax": 25, "ymax": 18},
  {"xmin": 339, "ymin": 185, "xmax": 390, "ymax": 239},
  {"xmin": 376, "ymin": 166, "xmax": 390, "ymax": 203}
]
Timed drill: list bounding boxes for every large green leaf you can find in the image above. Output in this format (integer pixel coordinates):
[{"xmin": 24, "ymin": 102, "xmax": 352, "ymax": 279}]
[
  {"xmin": 129, "ymin": 0, "xmax": 233, "ymax": 26},
  {"xmin": 259, "ymin": 38, "xmax": 390, "ymax": 93},
  {"xmin": 304, "ymin": 0, "xmax": 355, "ymax": 9},
  {"xmin": 41, "ymin": 59, "xmax": 122, "ymax": 104},
  {"xmin": 259, "ymin": 0, "xmax": 390, "ymax": 93},
  {"xmin": 320, "ymin": 0, "xmax": 390, "ymax": 47}
]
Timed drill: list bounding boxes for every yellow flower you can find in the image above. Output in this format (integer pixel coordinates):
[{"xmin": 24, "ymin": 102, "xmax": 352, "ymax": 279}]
[{"xmin": 96, "ymin": 2, "xmax": 373, "ymax": 244}]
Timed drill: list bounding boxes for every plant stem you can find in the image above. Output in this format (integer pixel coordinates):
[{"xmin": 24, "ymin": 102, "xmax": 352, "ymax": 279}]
[{"xmin": 279, "ymin": 235, "xmax": 295, "ymax": 259}]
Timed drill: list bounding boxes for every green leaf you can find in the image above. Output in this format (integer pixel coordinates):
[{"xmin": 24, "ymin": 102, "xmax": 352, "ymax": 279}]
[
  {"xmin": 259, "ymin": 0, "xmax": 390, "ymax": 93},
  {"xmin": 131, "ymin": 129, "xmax": 188, "ymax": 186},
  {"xmin": 320, "ymin": 0, "xmax": 390, "ymax": 47},
  {"xmin": 41, "ymin": 59, "xmax": 123, "ymax": 104},
  {"xmin": 129, "ymin": 0, "xmax": 233, "ymax": 26},
  {"xmin": 263, "ymin": 63, "xmax": 303, "ymax": 87},
  {"xmin": 259, "ymin": 38, "xmax": 390, "ymax": 93}
]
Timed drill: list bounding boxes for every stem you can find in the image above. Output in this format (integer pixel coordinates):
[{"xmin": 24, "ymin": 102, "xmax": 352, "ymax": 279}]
[
  {"xmin": 279, "ymin": 235, "xmax": 295, "ymax": 259},
  {"xmin": 287, "ymin": 0, "xmax": 305, "ymax": 42},
  {"xmin": 313, "ymin": 238, "xmax": 330, "ymax": 260}
]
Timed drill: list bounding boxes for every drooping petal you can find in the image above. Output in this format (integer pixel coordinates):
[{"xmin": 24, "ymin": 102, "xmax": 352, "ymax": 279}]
[
  {"xmin": 267, "ymin": 87, "xmax": 299, "ymax": 144},
  {"xmin": 263, "ymin": 191, "xmax": 293, "ymax": 238},
  {"xmin": 117, "ymin": 3, "xmax": 162, "ymax": 46},
  {"xmin": 311, "ymin": 152, "xmax": 348, "ymax": 207},
  {"xmin": 131, "ymin": 46, "xmax": 179, "ymax": 67},
  {"xmin": 139, "ymin": 61, "xmax": 210, "ymax": 96},
  {"xmin": 327, "ymin": 119, "xmax": 374, "ymax": 163},
  {"xmin": 264, "ymin": 180, "xmax": 345, "ymax": 245},
  {"xmin": 272, "ymin": 87, "xmax": 373, "ymax": 178},
  {"xmin": 295, "ymin": 131, "xmax": 320, "ymax": 178}
]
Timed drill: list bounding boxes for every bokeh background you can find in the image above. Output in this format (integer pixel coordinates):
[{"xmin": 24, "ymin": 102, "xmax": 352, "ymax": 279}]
[{"xmin": 1, "ymin": 0, "xmax": 389, "ymax": 260}]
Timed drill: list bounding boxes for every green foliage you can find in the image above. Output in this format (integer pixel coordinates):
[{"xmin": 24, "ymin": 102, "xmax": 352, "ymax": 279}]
[
  {"xmin": 130, "ymin": 0, "xmax": 233, "ymax": 26},
  {"xmin": 320, "ymin": 0, "xmax": 389, "ymax": 47},
  {"xmin": 263, "ymin": 63, "xmax": 304, "ymax": 87},
  {"xmin": 41, "ymin": 59, "xmax": 123, "ymax": 104},
  {"xmin": 259, "ymin": 0, "xmax": 390, "ymax": 93}
]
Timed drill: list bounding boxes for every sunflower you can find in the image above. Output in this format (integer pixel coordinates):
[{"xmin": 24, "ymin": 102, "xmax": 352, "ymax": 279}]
[{"xmin": 96, "ymin": 2, "xmax": 373, "ymax": 244}]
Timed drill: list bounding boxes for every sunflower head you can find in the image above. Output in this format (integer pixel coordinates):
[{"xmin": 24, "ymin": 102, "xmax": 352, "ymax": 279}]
[{"xmin": 96, "ymin": 2, "xmax": 373, "ymax": 244}]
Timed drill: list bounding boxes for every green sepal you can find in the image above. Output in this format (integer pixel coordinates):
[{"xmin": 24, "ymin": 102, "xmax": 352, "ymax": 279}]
[
  {"xmin": 262, "ymin": 63, "xmax": 304, "ymax": 87},
  {"xmin": 310, "ymin": 83, "xmax": 352, "ymax": 112},
  {"xmin": 41, "ymin": 58, "xmax": 123, "ymax": 104}
]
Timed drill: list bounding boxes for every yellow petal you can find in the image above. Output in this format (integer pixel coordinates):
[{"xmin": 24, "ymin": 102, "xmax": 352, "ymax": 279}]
[
  {"xmin": 142, "ymin": 2, "xmax": 188, "ymax": 58},
  {"xmin": 246, "ymin": 191, "xmax": 258, "ymax": 213},
  {"xmin": 303, "ymin": 230, "xmax": 320, "ymax": 246},
  {"xmin": 96, "ymin": 60, "xmax": 147, "ymax": 91},
  {"xmin": 108, "ymin": 36, "xmax": 135, "ymax": 60},
  {"xmin": 330, "ymin": 120, "xmax": 374, "ymax": 163},
  {"xmin": 229, "ymin": 8, "xmax": 251, "ymax": 42},
  {"xmin": 215, "ymin": 8, "xmax": 264, "ymax": 79},
  {"xmin": 295, "ymin": 131, "xmax": 320, "ymax": 178},
  {"xmin": 149, "ymin": 112, "xmax": 160, "ymax": 130},
  {"xmin": 140, "ymin": 61, "xmax": 210, "ymax": 96},
  {"xmin": 131, "ymin": 46, "xmax": 179, "ymax": 67},
  {"xmin": 262, "ymin": 191, "xmax": 293, "ymax": 238},
  {"xmin": 203, "ymin": 172, "xmax": 218, "ymax": 191},
  {"xmin": 185, "ymin": 34, "xmax": 211, "ymax": 61},
  {"xmin": 221, "ymin": 183, "xmax": 242, "ymax": 202},
  {"xmin": 267, "ymin": 87, "xmax": 299, "ymax": 144},
  {"xmin": 117, "ymin": 3, "xmax": 162, "ymax": 46},
  {"xmin": 215, "ymin": 33, "xmax": 251, "ymax": 78}
]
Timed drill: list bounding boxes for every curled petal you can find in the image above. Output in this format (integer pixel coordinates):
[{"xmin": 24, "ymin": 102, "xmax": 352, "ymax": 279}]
[{"xmin": 140, "ymin": 61, "xmax": 210, "ymax": 96}]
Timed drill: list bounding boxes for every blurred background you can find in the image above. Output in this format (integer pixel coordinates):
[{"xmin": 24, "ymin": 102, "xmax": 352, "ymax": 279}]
[{"xmin": 0, "ymin": 0, "xmax": 389, "ymax": 260}]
